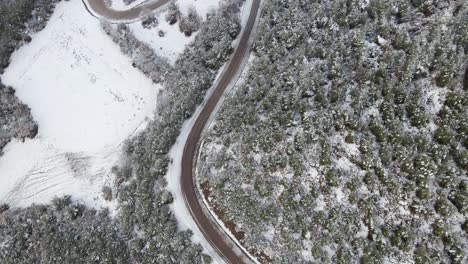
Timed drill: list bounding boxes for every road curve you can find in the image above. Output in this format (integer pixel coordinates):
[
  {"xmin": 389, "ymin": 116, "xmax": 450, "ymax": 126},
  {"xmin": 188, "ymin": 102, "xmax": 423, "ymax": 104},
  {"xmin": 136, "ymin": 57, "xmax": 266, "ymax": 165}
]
[
  {"xmin": 180, "ymin": 0, "xmax": 262, "ymax": 263},
  {"xmin": 83, "ymin": 0, "xmax": 262, "ymax": 262},
  {"xmin": 83, "ymin": 0, "xmax": 170, "ymax": 22}
]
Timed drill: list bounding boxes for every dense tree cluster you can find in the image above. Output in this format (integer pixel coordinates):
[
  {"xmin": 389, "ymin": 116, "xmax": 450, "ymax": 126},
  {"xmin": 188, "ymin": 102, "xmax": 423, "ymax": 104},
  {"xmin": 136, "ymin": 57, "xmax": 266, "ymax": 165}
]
[
  {"xmin": 199, "ymin": 0, "xmax": 467, "ymax": 263},
  {"xmin": 1, "ymin": 0, "xmax": 245, "ymax": 262},
  {"xmin": 0, "ymin": 0, "xmax": 60, "ymax": 73},
  {"xmin": 166, "ymin": 2, "xmax": 181, "ymax": 25},
  {"xmin": 0, "ymin": 197, "xmax": 129, "ymax": 264},
  {"xmin": 179, "ymin": 7, "xmax": 201, "ymax": 36},
  {"xmin": 164, "ymin": 3, "xmax": 203, "ymax": 36},
  {"xmin": 0, "ymin": 83, "xmax": 37, "ymax": 155},
  {"xmin": 0, "ymin": 0, "xmax": 58, "ymax": 154},
  {"xmin": 141, "ymin": 11, "xmax": 159, "ymax": 29}
]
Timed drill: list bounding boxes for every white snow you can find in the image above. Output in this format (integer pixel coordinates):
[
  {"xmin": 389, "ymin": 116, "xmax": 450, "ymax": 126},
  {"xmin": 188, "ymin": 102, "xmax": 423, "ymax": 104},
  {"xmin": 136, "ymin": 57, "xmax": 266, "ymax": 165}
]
[
  {"xmin": 262, "ymin": 226, "xmax": 275, "ymax": 242},
  {"xmin": 377, "ymin": 35, "xmax": 388, "ymax": 46},
  {"xmin": 335, "ymin": 156, "xmax": 355, "ymax": 172},
  {"xmin": 177, "ymin": 0, "xmax": 221, "ymax": 17},
  {"xmin": 423, "ymin": 86, "xmax": 447, "ymax": 116},
  {"xmin": 239, "ymin": 0, "xmax": 254, "ymax": 26},
  {"xmin": 111, "ymin": 0, "xmax": 221, "ymax": 17},
  {"xmin": 332, "ymin": 134, "xmax": 360, "ymax": 157},
  {"xmin": 355, "ymin": 221, "xmax": 368, "ymax": 238},
  {"xmin": 0, "ymin": 0, "xmax": 158, "ymax": 210},
  {"xmin": 110, "ymin": 0, "xmax": 148, "ymax": 10},
  {"xmin": 301, "ymin": 250, "xmax": 315, "ymax": 262},
  {"xmin": 314, "ymin": 195, "xmax": 326, "ymax": 212},
  {"xmin": 333, "ymin": 187, "xmax": 345, "ymax": 203},
  {"xmin": 384, "ymin": 256, "xmax": 414, "ymax": 264}
]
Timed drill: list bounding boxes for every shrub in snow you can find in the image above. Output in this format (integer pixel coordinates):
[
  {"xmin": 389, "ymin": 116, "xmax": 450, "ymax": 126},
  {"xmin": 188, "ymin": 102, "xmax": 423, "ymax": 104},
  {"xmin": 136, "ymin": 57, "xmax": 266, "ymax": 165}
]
[
  {"xmin": 101, "ymin": 186, "xmax": 113, "ymax": 201},
  {"xmin": 0, "ymin": 82, "xmax": 38, "ymax": 155},
  {"xmin": 179, "ymin": 7, "xmax": 201, "ymax": 37},
  {"xmin": 141, "ymin": 9, "xmax": 158, "ymax": 29},
  {"xmin": 0, "ymin": 204, "xmax": 9, "ymax": 214},
  {"xmin": 166, "ymin": 2, "xmax": 180, "ymax": 25}
]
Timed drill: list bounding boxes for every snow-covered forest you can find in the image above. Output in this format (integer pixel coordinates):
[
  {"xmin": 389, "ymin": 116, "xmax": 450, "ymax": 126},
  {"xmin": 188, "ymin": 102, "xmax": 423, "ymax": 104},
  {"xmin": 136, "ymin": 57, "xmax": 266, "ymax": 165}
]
[
  {"xmin": 1, "ymin": 0, "xmax": 245, "ymax": 262},
  {"xmin": 199, "ymin": 0, "xmax": 467, "ymax": 263},
  {"xmin": 1, "ymin": 0, "xmax": 466, "ymax": 263}
]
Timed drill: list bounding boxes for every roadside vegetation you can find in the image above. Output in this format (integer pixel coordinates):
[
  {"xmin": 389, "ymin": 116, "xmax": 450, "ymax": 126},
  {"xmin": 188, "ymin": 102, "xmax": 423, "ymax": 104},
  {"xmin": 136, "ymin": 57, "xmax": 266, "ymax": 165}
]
[
  {"xmin": 0, "ymin": 0, "xmax": 245, "ymax": 263},
  {"xmin": 199, "ymin": 0, "xmax": 467, "ymax": 263}
]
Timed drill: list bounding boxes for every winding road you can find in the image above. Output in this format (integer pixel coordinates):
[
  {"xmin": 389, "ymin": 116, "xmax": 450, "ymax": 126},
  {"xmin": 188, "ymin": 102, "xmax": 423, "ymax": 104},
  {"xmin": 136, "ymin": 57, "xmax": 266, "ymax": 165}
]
[
  {"xmin": 83, "ymin": 0, "xmax": 171, "ymax": 21},
  {"xmin": 181, "ymin": 0, "xmax": 261, "ymax": 263},
  {"xmin": 84, "ymin": 0, "xmax": 262, "ymax": 263}
]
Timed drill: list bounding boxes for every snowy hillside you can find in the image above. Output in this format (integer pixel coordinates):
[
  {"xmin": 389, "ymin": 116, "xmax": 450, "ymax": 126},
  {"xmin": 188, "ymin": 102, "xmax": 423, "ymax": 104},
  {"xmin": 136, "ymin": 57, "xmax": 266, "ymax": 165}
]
[{"xmin": 0, "ymin": 0, "xmax": 158, "ymax": 209}]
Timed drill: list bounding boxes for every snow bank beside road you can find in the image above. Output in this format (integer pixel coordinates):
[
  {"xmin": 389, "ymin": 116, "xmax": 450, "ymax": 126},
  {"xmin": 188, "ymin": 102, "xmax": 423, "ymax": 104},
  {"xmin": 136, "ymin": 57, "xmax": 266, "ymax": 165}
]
[
  {"xmin": 111, "ymin": 0, "xmax": 147, "ymax": 10},
  {"xmin": 165, "ymin": 100, "xmax": 225, "ymax": 264},
  {"xmin": 111, "ymin": 0, "xmax": 221, "ymax": 17},
  {"xmin": 0, "ymin": 0, "xmax": 158, "ymax": 209},
  {"xmin": 178, "ymin": 0, "xmax": 221, "ymax": 17}
]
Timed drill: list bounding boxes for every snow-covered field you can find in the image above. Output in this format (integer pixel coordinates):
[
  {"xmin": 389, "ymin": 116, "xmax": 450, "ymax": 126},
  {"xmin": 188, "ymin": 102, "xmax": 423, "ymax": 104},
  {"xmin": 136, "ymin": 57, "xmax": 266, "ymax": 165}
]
[{"xmin": 0, "ymin": 0, "xmax": 158, "ymax": 210}]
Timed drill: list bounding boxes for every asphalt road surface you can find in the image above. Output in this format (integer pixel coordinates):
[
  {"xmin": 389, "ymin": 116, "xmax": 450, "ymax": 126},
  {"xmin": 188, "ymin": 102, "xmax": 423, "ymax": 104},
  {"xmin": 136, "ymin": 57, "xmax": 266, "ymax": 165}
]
[
  {"xmin": 84, "ymin": 0, "xmax": 171, "ymax": 21},
  {"xmin": 180, "ymin": 0, "xmax": 262, "ymax": 263},
  {"xmin": 84, "ymin": 0, "xmax": 262, "ymax": 263}
]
